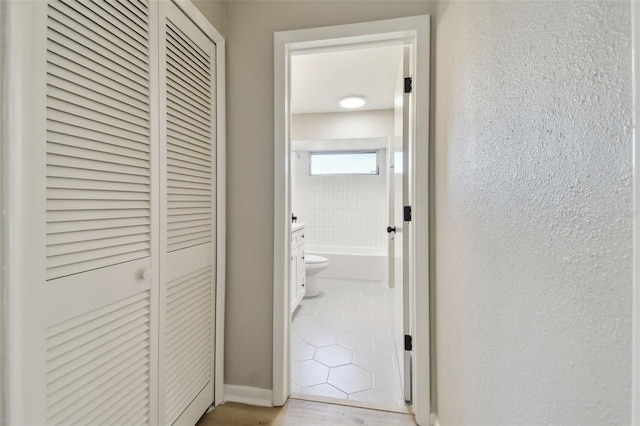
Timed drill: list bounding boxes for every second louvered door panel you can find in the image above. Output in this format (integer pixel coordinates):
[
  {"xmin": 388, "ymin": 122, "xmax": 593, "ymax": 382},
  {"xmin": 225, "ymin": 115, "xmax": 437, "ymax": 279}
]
[
  {"xmin": 160, "ymin": 3, "xmax": 216, "ymax": 425},
  {"xmin": 44, "ymin": 0, "xmax": 158, "ymax": 424}
]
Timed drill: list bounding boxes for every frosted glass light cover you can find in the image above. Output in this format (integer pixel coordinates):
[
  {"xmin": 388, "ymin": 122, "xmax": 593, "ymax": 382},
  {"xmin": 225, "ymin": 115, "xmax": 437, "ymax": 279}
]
[{"xmin": 339, "ymin": 96, "xmax": 366, "ymax": 108}]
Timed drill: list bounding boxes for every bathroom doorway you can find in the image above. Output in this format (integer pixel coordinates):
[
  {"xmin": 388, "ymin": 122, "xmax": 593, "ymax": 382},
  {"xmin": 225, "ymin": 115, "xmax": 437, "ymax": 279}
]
[
  {"xmin": 273, "ymin": 16, "xmax": 431, "ymax": 425},
  {"xmin": 288, "ymin": 45, "xmax": 407, "ymax": 412}
]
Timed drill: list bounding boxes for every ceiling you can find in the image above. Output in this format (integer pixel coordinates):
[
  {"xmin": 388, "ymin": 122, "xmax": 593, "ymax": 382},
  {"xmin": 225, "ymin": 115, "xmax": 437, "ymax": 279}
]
[{"xmin": 291, "ymin": 45, "xmax": 404, "ymax": 114}]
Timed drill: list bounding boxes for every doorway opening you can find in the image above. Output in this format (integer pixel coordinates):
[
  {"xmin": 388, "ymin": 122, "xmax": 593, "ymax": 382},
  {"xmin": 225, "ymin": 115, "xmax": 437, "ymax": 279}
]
[
  {"xmin": 288, "ymin": 45, "xmax": 407, "ymax": 412},
  {"xmin": 273, "ymin": 16, "xmax": 431, "ymax": 425}
]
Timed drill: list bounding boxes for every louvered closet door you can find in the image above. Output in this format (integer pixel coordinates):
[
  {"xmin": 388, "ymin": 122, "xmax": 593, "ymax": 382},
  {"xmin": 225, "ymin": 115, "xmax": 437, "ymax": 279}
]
[
  {"xmin": 159, "ymin": 3, "xmax": 216, "ymax": 425},
  {"xmin": 45, "ymin": 1, "xmax": 158, "ymax": 424}
]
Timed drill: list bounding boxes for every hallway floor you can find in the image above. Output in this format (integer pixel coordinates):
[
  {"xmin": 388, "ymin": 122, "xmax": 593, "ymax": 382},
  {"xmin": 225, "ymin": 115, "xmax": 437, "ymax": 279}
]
[
  {"xmin": 198, "ymin": 399, "xmax": 416, "ymax": 425},
  {"xmin": 291, "ymin": 279, "xmax": 407, "ymax": 411}
]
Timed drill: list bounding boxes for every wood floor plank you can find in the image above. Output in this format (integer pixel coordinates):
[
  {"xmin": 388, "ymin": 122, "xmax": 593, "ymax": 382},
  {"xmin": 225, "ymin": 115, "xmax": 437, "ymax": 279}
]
[{"xmin": 197, "ymin": 399, "xmax": 416, "ymax": 426}]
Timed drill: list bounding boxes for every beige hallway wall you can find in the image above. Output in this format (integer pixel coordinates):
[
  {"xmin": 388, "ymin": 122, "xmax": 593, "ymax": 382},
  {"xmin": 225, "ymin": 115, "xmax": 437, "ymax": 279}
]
[{"xmin": 224, "ymin": 1, "xmax": 432, "ymax": 391}]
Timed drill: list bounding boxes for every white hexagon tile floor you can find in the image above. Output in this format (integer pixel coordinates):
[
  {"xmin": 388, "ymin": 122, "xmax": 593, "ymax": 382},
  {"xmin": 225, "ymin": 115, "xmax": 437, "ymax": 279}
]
[{"xmin": 290, "ymin": 279, "xmax": 407, "ymax": 411}]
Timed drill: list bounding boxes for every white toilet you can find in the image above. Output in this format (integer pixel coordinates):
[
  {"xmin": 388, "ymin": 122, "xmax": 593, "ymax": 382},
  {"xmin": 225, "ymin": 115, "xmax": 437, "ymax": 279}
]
[{"xmin": 304, "ymin": 255, "xmax": 329, "ymax": 297}]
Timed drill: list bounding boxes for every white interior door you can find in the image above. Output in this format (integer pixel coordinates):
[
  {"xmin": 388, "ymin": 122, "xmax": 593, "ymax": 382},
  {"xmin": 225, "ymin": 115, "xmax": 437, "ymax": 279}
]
[
  {"xmin": 159, "ymin": 2, "xmax": 217, "ymax": 424},
  {"xmin": 387, "ymin": 138, "xmax": 396, "ymax": 289},
  {"xmin": 44, "ymin": 1, "xmax": 159, "ymax": 424},
  {"xmin": 401, "ymin": 46, "xmax": 413, "ymax": 403},
  {"xmin": 391, "ymin": 46, "xmax": 413, "ymax": 403}
]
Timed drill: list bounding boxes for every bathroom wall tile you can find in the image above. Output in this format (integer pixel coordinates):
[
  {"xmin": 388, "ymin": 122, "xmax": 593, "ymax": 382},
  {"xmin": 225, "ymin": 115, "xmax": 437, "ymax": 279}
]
[{"xmin": 292, "ymin": 149, "xmax": 388, "ymax": 250}]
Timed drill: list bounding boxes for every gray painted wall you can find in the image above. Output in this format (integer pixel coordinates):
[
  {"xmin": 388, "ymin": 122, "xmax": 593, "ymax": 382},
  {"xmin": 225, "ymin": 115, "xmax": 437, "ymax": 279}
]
[
  {"xmin": 192, "ymin": 0, "xmax": 225, "ymax": 37},
  {"xmin": 224, "ymin": 1, "xmax": 433, "ymax": 391},
  {"xmin": 432, "ymin": 1, "xmax": 632, "ymax": 424}
]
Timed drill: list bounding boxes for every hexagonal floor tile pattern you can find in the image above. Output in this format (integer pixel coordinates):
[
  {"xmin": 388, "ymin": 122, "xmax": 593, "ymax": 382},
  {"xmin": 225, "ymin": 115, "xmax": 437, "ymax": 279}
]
[
  {"xmin": 372, "ymin": 335, "xmax": 397, "ymax": 355},
  {"xmin": 356, "ymin": 322, "xmax": 390, "ymax": 338},
  {"xmin": 292, "ymin": 360, "xmax": 329, "ymax": 388},
  {"xmin": 304, "ymin": 329, "xmax": 337, "ymax": 347},
  {"xmin": 302, "ymin": 383, "xmax": 347, "ymax": 399},
  {"xmin": 292, "ymin": 340, "xmax": 316, "ymax": 362},
  {"xmin": 328, "ymin": 364, "xmax": 372, "ymax": 394},
  {"xmin": 349, "ymin": 388, "xmax": 402, "ymax": 408},
  {"xmin": 337, "ymin": 332, "xmax": 371, "ymax": 351},
  {"xmin": 314, "ymin": 345, "xmax": 352, "ymax": 367},
  {"xmin": 292, "ymin": 279, "xmax": 405, "ymax": 410},
  {"xmin": 353, "ymin": 348, "xmax": 394, "ymax": 372},
  {"xmin": 373, "ymin": 369, "xmax": 404, "ymax": 400}
]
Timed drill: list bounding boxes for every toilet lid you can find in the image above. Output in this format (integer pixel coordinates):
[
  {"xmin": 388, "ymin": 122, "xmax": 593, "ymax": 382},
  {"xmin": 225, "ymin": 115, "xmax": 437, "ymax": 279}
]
[{"xmin": 305, "ymin": 254, "xmax": 328, "ymax": 264}]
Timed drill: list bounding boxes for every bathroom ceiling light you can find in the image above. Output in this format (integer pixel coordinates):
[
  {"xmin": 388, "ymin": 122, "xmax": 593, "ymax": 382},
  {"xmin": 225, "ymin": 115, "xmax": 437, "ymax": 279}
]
[{"xmin": 339, "ymin": 96, "xmax": 366, "ymax": 109}]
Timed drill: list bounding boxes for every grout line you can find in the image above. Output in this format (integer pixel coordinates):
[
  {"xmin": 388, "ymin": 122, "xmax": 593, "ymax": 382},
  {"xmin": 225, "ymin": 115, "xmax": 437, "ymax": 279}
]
[{"xmin": 291, "ymin": 280, "xmax": 404, "ymax": 410}]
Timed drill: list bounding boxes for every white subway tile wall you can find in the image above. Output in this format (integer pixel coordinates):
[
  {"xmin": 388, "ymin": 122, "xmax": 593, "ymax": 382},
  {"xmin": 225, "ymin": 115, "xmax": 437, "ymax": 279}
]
[{"xmin": 292, "ymin": 151, "xmax": 388, "ymax": 249}]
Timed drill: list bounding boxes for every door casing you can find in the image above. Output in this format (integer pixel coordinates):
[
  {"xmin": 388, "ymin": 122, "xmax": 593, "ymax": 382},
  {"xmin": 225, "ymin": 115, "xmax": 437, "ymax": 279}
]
[{"xmin": 273, "ymin": 15, "xmax": 430, "ymax": 425}]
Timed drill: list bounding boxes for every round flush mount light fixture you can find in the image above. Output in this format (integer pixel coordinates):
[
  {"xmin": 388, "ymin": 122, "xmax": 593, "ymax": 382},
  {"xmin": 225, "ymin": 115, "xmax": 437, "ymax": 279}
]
[{"xmin": 339, "ymin": 96, "xmax": 366, "ymax": 109}]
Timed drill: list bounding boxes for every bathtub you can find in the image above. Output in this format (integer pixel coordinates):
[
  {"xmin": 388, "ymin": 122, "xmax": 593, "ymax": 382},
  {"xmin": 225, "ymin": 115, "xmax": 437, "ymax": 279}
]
[{"xmin": 306, "ymin": 245, "xmax": 388, "ymax": 283}]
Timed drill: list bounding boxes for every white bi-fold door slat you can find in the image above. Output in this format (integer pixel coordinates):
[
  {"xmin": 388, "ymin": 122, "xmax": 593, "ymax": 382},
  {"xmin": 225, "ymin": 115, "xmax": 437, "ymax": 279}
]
[
  {"xmin": 11, "ymin": 0, "xmax": 218, "ymax": 424},
  {"xmin": 44, "ymin": 0, "xmax": 156, "ymax": 424},
  {"xmin": 46, "ymin": 0, "xmax": 153, "ymax": 283},
  {"xmin": 164, "ymin": 4, "xmax": 215, "ymax": 255},
  {"xmin": 160, "ymin": 2, "xmax": 216, "ymax": 424}
]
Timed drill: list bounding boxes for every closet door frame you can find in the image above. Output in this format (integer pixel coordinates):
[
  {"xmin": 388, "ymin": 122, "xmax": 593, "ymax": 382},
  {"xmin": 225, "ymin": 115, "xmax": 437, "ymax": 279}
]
[
  {"xmin": 1, "ymin": 1, "xmax": 226, "ymax": 423},
  {"xmin": 169, "ymin": 0, "xmax": 227, "ymax": 408},
  {"xmin": 4, "ymin": 3, "xmax": 49, "ymax": 423}
]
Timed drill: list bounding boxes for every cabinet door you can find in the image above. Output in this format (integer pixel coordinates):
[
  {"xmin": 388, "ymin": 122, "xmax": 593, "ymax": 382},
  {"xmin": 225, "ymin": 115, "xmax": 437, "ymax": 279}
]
[
  {"xmin": 159, "ymin": 2, "xmax": 217, "ymax": 424},
  {"xmin": 43, "ymin": 1, "xmax": 159, "ymax": 424},
  {"xmin": 290, "ymin": 249, "xmax": 297, "ymax": 309},
  {"xmin": 297, "ymin": 248, "xmax": 306, "ymax": 300}
]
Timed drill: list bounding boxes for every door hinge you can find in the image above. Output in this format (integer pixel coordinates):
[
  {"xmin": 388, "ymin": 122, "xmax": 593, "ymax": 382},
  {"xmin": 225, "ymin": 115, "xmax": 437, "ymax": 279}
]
[
  {"xmin": 404, "ymin": 334, "xmax": 413, "ymax": 351},
  {"xmin": 404, "ymin": 205, "xmax": 412, "ymax": 222},
  {"xmin": 404, "ymin": 77, "xmax": 412, "ymax": 94}
]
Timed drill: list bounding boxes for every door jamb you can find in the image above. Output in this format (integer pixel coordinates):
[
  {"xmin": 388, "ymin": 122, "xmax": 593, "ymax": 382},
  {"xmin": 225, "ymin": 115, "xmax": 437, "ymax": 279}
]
[{"xmin": 273, "ymin": 15, "xmax": 430, "ymax": 425}]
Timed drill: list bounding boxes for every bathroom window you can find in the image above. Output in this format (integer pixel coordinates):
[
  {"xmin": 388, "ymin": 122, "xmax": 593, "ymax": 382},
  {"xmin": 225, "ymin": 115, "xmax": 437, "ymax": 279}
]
[{"xmin": 309, "ymin": 151, "xmax": 379, "ymax": 175}]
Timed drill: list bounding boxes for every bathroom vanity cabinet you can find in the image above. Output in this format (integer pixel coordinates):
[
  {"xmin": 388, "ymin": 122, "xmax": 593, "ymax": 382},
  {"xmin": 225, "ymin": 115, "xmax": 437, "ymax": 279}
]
[{"xmin": 291, "ymin": 225, "xmax": 306, "ymax": 313}]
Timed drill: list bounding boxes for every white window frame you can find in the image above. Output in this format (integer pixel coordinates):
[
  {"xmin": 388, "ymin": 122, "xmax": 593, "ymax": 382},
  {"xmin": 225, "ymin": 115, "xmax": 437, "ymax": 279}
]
[{"xmin": 308, "ymin": 150, "xmax": 380, "ymax": 176}]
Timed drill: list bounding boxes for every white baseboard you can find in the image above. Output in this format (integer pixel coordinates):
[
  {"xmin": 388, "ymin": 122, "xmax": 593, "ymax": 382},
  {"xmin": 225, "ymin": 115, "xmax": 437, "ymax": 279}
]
[
  {"xmin": 223, "ymin": 385, "xmax": 273, "ymax": 407},
  {"xmin": 430, "ymin": 412, "xmax": 441, "ymax": 426}
]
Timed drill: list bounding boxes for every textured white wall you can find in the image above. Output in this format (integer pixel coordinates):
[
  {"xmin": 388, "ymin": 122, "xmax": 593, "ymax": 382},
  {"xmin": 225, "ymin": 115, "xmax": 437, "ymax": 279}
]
[
  {"xmin": 433, "ymin": 1, "xmax": 632, "ymax": 424},
  {"xmin": 292, "ymin": 151, "xmax": 388, "ymax": 250}
]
